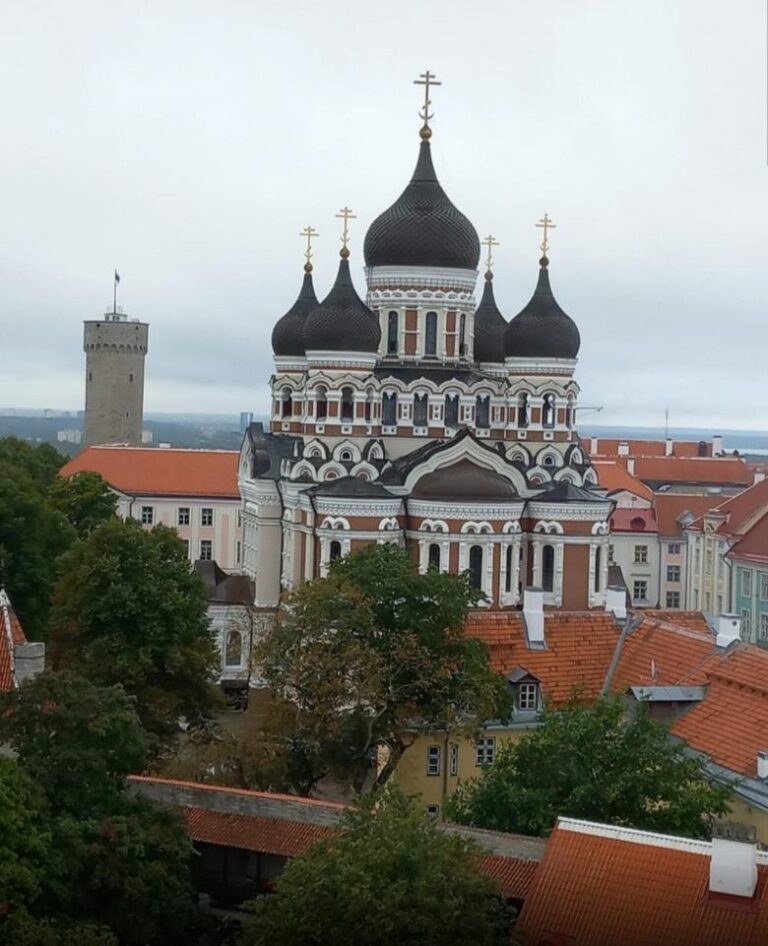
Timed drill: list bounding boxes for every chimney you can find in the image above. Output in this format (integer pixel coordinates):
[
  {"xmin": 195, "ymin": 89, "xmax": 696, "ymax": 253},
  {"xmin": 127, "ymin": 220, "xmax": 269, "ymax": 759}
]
[
  {"xmin": 712, "ymin": 434, "xmax": 723, "ymax": 457},
  {"xmin": 13, "ymin": 641, "xmax": 45, "ymax": 685},
  {"xmin": 716, "ymin": 613, "xmax": 741, "ymax": 648},
  {"xmin": 604, "ymin": 585, "xmax": 627, "ymax": 621},
  {"xmin": 617, "ymin": 441, "xmax": 630, "ymax": 457},
  {"xmin": 665, "ymin": 437, "xmax": 673, "ymax": 456},
  {"xmin": 590, "ymin": 437, "xmax": 599, "ymax": 454},
  {"xmin": 757, "ymin": 751, "xmax": 768, "ymax": 780},
  {"xmin": 523, "ymin": 587, "xmax": 545, "ymax": 645},
  {"xmin": 709, "ymin": 823, "xmax": 758, "ymax": 899},
  {"xmin": 627, "ymin": 457, "xmax": 636, "ymax": 476}
]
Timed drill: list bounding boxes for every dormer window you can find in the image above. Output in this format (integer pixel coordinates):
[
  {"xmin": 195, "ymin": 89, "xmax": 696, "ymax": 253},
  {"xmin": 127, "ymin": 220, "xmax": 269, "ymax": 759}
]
[{"xmin": 517, "ymin": 682, "xmax": 539, "ymax": 712}]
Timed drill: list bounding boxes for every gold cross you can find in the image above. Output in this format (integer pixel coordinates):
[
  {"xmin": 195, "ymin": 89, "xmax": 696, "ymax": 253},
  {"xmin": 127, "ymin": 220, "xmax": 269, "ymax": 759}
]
[
  {"xmin": 481, "ymin": 234, "xmax": 500, "ymax": 272},
  {"xmin": 535, "ymin": 213, "xmax": 557, "ymax": 256},
  {"xmin": 414, "ymin": 70, "xmax": 441, "ymax": 130},
  {"xmin": 335, "ymin": 206, "xmax": 356, "ymax": 253},
  {"xmin": 299, "ymin": 225, "xmax": 319, "ymax": 267}
]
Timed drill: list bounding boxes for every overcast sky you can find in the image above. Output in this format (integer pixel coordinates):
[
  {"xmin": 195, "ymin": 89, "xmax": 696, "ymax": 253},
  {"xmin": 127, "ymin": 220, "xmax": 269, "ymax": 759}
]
[{"xmin": 2, "ymin": 0, "xmax": 766, "ymax": 429}]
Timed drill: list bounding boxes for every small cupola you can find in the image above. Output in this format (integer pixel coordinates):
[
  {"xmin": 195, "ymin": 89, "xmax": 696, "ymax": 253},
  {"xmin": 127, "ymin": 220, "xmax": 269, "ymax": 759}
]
[
  {"xmin": 271, "ymin": 266, "xmax": 319, "ymax": 358},
  {"xmin": 473, "ymin": 237, "xmax": 507, "ymax": 364}
]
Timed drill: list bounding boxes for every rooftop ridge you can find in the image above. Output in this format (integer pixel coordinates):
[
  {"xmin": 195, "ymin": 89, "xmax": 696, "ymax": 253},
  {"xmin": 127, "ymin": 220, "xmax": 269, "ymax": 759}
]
[
  {"xmin": 127, "ymin": 775, "xmax": 346, "ymax": 811},
  {"xmin": 87, "ymin": 446, "xmax": 239, "ymax": 454}
]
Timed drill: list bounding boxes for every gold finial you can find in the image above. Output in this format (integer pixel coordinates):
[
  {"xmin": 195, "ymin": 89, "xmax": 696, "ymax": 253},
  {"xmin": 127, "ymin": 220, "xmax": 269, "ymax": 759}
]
[
  {"xmin": 335, "ymin": 206, "xmax": 356, "ymax": 258},
  {"xmin": 299, "ymin": 225, "xmax": 319, "ymax": 272},
  {"xmin": 535, "ymin": 213, "xmax": 557, "ymax": 259},
  {"xmin": 481, "ymin": 234, "xmax": 500, "ymax": 275},
  {"xmin": 414, "ymin": 70, "xmax": 441, "ymax": 139}
]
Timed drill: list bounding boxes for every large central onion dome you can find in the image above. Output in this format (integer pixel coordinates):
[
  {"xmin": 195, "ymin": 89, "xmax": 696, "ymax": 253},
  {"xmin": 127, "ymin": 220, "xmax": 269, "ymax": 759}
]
[
  {"xmin": 505, "ymin": 257, "xmax": 581, "ymax": 360},
  {"xmin": 271, "ymin": 266, "xmax": 318, "ymax": 357},
  {"xmin": 303, "ymin": 253, "xmax": 381, "ymax": 353},
  {"xmin": 364, "ymin": 140, "xmax": 480, "ymax": 270},
  {"xmin": 473, "ymin": 271, "xmax": 507, "ymax": 363}
]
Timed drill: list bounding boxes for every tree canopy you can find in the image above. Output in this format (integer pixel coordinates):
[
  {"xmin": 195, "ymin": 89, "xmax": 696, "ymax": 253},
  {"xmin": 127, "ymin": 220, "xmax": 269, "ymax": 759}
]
[
  {"xmin": 48, "ymin": 471, "xmax": 117, "ymax": 536},
  {"xmin": 0, "ymin": 758, "xmax": 53, "ymax": 910},
  {"xmin": 49, "ymin": 518, "xmax": 218, "ymax": 735},
  {"xmin": 446, "ymin": 696, "xmax": 733, "ymax": 839},
  {"xmin": 255, "ymin": 543, "xmax": 510, "ymax": 793},
  {"xmin": 240, "ymin": 788, "xmax": 512, "ymax": 946}
]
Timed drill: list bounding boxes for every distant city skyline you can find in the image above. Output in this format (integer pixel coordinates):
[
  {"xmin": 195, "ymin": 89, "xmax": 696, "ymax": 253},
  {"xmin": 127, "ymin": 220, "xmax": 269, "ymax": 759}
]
[{"xmin": 2, "ymin": 1, "xmax": 766, "ymax": 428}]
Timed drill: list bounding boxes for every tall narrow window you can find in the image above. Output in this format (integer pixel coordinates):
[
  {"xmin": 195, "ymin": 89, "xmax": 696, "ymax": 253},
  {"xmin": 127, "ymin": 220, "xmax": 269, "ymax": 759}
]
[
  {"xmin": 505, "ymin": 544, "xmax": 514, "ymax": 593},
  {"xmin": 341, "ymin": 386, "xmax": 354, "ymax": 422},
  {"xmin": 364, "ymin": 387, "xmax": 373, "ymax": 422},
  {"xmin": 518, "ymin": 393, "xmax": 529, "ymax": 428},
  {"xmin": 476, "ymin": 395, "xmax": 490, "ymax": 429},
  {"xmin": 425, "ymin": 311, "xmax": 438, "ymax": 356},
  {"xmin": 329, "ymin": 540, "xmax": 342, "ymax": 562},
  {"xmin": 382, "ymin": 391, "xmax": 398, "ymax": 426},
  {"xmin": 316, "ymin": 386, "xmax": 328, "ymax": 420},
  {"xmin": 281, "ymin": 386, "xmax": 292, "ymax": 417},
  {"xmin": 387, "ymin": 311, "xmax": 398, "ymax": 355},
  {"xmin": 459, "ymin": 313, "xmax": 467, "ymax": 357},
  {"xmin": 469, "ymin": 545, "xmax": 483, "ymax": 590},
  {"xmin": 594, "ymin": 546, "xmax": 601, "ymax": 593},
  {"xmin": 428, "ymin": 543, "xmax": 441, "ymax": 570},
  {"xmin": 444, "ymin": 393, "xmax": 459, "ymax": 427},
  {"xmin": 566, "ymin": 396, "xmax": 575, "ymax": 429},
  {"xmin": 414, "ymin": 393, "xmax": 428, "ymax": 428},
  {"xmin": 542, "ymin": 544, "xmax": 555, "ymax": 592},
  {"xmin": 543, "ymin": 393, "xmax": 556, "ymax": 428},
  {"xmin": 225, "ymin": 631, "xmax": 243, "ymax": 667}
]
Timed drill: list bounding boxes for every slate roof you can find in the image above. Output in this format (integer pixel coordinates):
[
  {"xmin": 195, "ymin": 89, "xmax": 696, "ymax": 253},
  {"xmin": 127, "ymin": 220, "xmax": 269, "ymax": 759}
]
[
  {"xmin": 531, "ymin": 480, "xmax": 607, "ymax": 504},
  {"xmin": 194, "ymin": 560, "xmax": 255, "ymax": 605},
  {"xmin": 412, "ymin": 459, "xmax": 519, "ymax": 501},
  {"xmin": 305, "ymin": 476, "xmax": 397, "ymax": 499}
]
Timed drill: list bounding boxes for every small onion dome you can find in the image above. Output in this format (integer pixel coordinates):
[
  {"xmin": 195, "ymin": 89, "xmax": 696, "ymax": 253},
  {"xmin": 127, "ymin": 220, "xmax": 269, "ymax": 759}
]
[
  {"xmin": 504, "ymin": 257, "xmax": 580, "ymax": 359},
  {"xmin": 303, "ymin": 254, "xmax": 381, "ymax": 353},
  {"xmin": 473, "ymin": 271, "xmax": 507, "ymax": 363},
  {"xmin": 363, "ymin": 140, "xmax": 480, "ymax": 270},
  {"xmin": 271, "ymin": 266, "xmax": 318, "ymax": 357},
  {"xmin": 412, "ymin": 459, "xmax": 518, "ymax": 501}
]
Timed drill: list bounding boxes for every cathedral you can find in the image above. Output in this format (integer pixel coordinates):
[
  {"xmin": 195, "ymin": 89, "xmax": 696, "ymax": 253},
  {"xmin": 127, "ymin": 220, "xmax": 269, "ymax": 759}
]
[{"xmin": 239, "ymin": 74, "xmax": 613, "ymax": 614}]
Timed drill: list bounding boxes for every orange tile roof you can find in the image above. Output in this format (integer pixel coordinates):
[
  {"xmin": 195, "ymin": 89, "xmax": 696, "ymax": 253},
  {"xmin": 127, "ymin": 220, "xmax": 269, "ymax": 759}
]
[
  {"xmin": 703, "ymin": 477, "xmax": 768, "ymax": 538},
  {"xmin": 592, "ymin": 460, "xmax": 653, "ymax": 501},
  {"xmin": 60, "ymin": 446, "xmax": 240, "ymax": 499},
  {"xmin": 127, "ymin": 775, "xmax": 346, "ymax": 810},
  {"xmin": 727, "ymin": 510, "xmax": 768, "ymax": 564},
  {"xmin": 653, "ymin": 493, "xmax": 723, "ymax": 537},
  {"xmin": 610, "ymin": 508, "xmax": 657, "ymax": 533},
  {"xmin": 634, "ymin": 456, "xmax": 752, "ymax": 488},
  {"xmin": 671, "ymin": 645, "xmax": 768, "ymax": 778},
  {"xmin": 518, "ymin": 820, "xmax": 768, "ymax": 946},
  {"xmin": 0, "ymin": 588, "xmax": 26, "ymax": 691},
  {"xmin": 465, "ymin": 612, "xmax": 620, "ymax": 705},
  {"xmin": 588, "ymin": 438, "xmax": 712, "ymax": 459},
  {"xmin": 476, "ymin": 854, "xmax": 539, "ymax": 899}
]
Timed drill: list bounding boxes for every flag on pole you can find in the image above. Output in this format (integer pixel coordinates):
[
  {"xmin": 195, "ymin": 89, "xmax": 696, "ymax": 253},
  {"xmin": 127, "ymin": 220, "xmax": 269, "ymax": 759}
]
[{"xmin": 114, "ymin": 270, "xmax": 121, "ymax": 285}]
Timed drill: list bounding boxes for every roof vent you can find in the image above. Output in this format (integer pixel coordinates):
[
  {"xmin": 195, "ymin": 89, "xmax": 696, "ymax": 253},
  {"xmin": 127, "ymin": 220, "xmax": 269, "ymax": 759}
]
[
  {"xmin": 626, "ymin": 457, "xmax": 636, "ymax": 476},
  {"xmin": 709, "ymin": 823, "xmax": 758, "ymax": 899},
  {"xmin": 716, "ymin": 613, "xmax": 741, "ymax": 648},
  {"xmin": 665, "ymin": 437, "xmax": 673, "ymax": 456},
  {"xmin": 617, "ymin": 442, "xmax": 630, "ymax": 457},
  {"xmin": 523, "ymin": 587, "xmax": 545, "ymax": 646},
  {"xmin": 604, "ymin": 585, "xmax": 627, "ymax": 621},
  {"xmin": 758, "ymin": 751, "xmax": 768, "ymax": 780}
]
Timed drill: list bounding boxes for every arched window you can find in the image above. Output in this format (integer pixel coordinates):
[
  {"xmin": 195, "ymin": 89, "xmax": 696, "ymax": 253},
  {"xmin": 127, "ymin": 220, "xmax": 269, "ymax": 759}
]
[
  {"xmin": 476, "ymin": 395, "xmax": 490, "ymax": 429},
  {"xmin": 425, "ymin": 311, "xmax": 438, "ymax": 356},
  {"xmin": 340, "ymin": 450, "xmax": 353, "ymax": 462},
  {"xmin": 444, "ymin": 393, "xmax": 459, "ymax": 427},
  {"xmin": 329, "ymin": 540, "xmax": 342, "ymax": 562},
  {"xmin": 594, "ymin": 546, "xmax": 601, "ymax": 593},
  {"xmin": 281, "ymin": 386, "xmax": 292, "ymax": 418},
  {"xmin": 414, "ymin": 392, "xmax": 429, "ymax": 428},
  {"xmin": 542, "ymin": 544, "xmax": 555, "ymax": 592},
  {"xmin": 518, "ymin": 393, "xmax": 529, "ymax": 428},
  {"xmin": 566, "ymin": 396, "xmax": 575, "ymax": 429},
  {"xmin": 505, "ymin": 544, "xmax": 514, "ymax": 593},
  {"xmin": 341, "ymin": 386, "xmax": 354, "ymax": 422},
  {"xmin": 459, "ymin": 313, "xmax": 467, "ymax": 357},
  {"xmin": 468, "ymin": 545, "xmax": 483, "ymax": 590},
  {"xmin": 387, "ymin": 311, "xmax": 398, "ymax": 355},
  {"xmin": 365, "ymin": 386, "xmax": 373, "ymax": 422},
  {"xmin": 316, "ymin": 385, "xmax": 328, "ymax": 420},
  {"xmin": 225, "ymin": 630, "xmax": 243, "ymax": 667},
  {"xmin": 428, "ymin": 543, "xmax": 441, "ymax": 570},
  {"xmin": 543, "ymin": 393, "xmax": 556, "ymax": 428},
  {"xmin": 382, "ymin": 391, "xmax": 398, "ymax": 426},
  {"xmin": 542, "ymin": 454, "xmax": 556, "ymax": 468}
]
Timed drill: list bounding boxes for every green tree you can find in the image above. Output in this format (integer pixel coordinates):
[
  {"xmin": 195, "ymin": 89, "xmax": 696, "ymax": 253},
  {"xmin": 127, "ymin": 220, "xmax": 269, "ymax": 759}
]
[
  {"xmin": 240, "ymin": 787, "xmax": 512, "ymax": 946},
  {"xmin": 0, "ymin": 759, "xmax": 53, "ymax": 911},
  {"xmin": 0, "ymin": 437, "xmax": 67, "ymax": 493},
  {"xmin": 0, "ymin": 914, "xmax": 118, "ymax": 946},
  {"xmin": 447, "ymin": 697, "xmax": 733, "ymax": 839},
  {"xmin": 0, "ymin": 672, "xmax": 149, "ymax": 818},
  {"xmin": 256, "ymin": 544, "xmax": 510, "ymax": 793},
  {"xmin": 48, "ymin": 472, "xmax": 117, "ymax": 536},
  {"xmin": 49, "ymin": 519, "xmax": 218, "ymax": 736}
]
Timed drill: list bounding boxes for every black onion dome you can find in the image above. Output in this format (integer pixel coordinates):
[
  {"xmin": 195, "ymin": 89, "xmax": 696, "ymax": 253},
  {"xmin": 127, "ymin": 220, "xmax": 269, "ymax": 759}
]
[
  {"xmin": 505, "ymin": 259, "xmax": 581, "ymax": 359},
  {"xmin": 473, "ymin": 272, "xmax": 507, "ymax": 363},
  {"xmin": 271, "ymin": 268, "xmax": 318, "ymax": 356},
  {"xmin": 412, "ymin": 460, "xmax": 518, "ymax": 501},
  {"xmin": 303, "ymin": 256, "xmax": 381, "ymax": 353},
  {"xmin": 363, "ymin": 140, "xmax": 480, "ymax": 269}
]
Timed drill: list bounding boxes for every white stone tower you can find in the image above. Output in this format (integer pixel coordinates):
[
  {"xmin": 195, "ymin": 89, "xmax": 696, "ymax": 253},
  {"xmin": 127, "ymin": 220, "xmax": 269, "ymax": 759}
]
[{"xmin": 83, "ymin": 308, "xmax": 149, "ymax": 447}]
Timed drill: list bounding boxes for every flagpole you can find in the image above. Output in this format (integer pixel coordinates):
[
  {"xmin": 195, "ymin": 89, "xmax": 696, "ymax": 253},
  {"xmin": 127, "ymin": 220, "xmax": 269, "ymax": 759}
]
[{"xmin": 113, "ymin": 271, "xmax": 117, "ymax": 315}]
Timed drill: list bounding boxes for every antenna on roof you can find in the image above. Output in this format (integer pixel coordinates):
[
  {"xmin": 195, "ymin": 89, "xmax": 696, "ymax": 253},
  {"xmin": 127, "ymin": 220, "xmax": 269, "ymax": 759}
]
[{"xmin": 664, "ymin": 408, "xmax": 669, "ymax": 440}]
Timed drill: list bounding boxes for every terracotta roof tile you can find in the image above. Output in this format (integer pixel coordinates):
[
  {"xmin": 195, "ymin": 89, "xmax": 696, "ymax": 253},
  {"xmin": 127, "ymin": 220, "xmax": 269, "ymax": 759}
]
[
  {"xmin": 519, "ymin": 820, "xmax": 768, "ymax": 946},
  {"xmin": 181, "ymin": 805, "xmax": 336, "ymax": 858},
  {"xmin": 588, "ymin": 438, "xmax": 713, "ymax": 459},
  {"xmin": 610, "ymin": 614, "xmax": 718, "ymax": 690},
  {"xmin": 592, "ymin": 460, "xmax": 653, "ymax": 501},
  {"xmin": 60, "ymin": 446, "xmax": 239, "ymax": 499},
  {"xmin": 727, "ymin": 509, "xmax": 768, "ymax": 564},
  {"xmin": 610, "ymin": 508, "xmax": 657, "ymax": 533},
  {"xmin": 475, "ymin": 854, "xmax": 539, "ymax": 899},
  {"xmin": 653, "ymin": 494, "xmax": 723, "ymax": 537},
  {"xmin": 0, "ymin": 588, "xmax": 25, "ymax": 692},
  {"xmin": 634, "ymin": 456, "xmax": 752, "ymax": 488}
]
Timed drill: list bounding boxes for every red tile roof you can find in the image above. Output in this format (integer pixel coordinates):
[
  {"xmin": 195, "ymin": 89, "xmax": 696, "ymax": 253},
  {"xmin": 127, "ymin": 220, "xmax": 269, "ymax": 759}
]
[
  {"xmin": 60, "ymin": 446, "xmax": 240, "ymax": 499},
  {"xmin": 465, "ymin": 612, "xmax": 620, "ymax": 705},
  {"xmin": 671, "ymin": 645, "xmax": 768, "ymax": 778},
  {"xmin": 518, "ymin": 819, "xmax": 768, "ymax": 946},
  {"xmin": 610, "ymin": 508, "xmax": 657, "ymax": 533},
  {"xmin": 0, "ymin": 588, "xmax": 26, "ymax": 691},
  {"xmin": 476, "ymin": 854, "xmax": 539, "ymax": 900},
  {"xmin": 727, "ymin": 510, "xmax": 768, "ymax": 565},
  {"xmin": 634, "ymin": 456, "xmax": 752, "ymax": 488},
  {"xmin": 588, "ymin": 438, "xmax": 713, "ymax": 459},
  {"xmin": 653, "ymin": 493, "xmax": 724, "ymax": 537},
  {"xmin": 592, "ymin": 461, "xmax": 653, "ymax": 501}
]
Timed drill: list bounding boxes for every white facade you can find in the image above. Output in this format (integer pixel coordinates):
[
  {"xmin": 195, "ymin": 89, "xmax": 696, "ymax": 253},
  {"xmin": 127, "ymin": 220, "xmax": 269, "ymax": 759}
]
[{"xmin": 609, "ymin": 530, "xmax": 661, "ymax": 608}]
